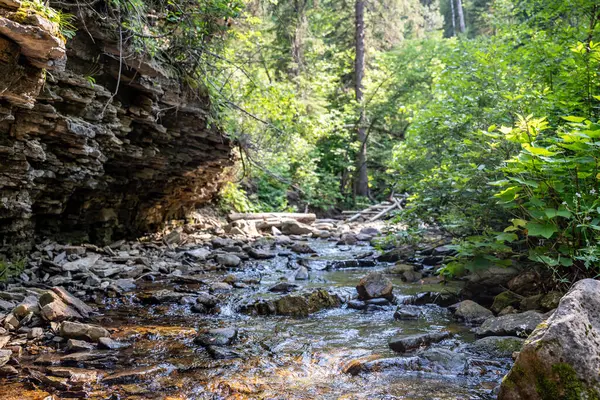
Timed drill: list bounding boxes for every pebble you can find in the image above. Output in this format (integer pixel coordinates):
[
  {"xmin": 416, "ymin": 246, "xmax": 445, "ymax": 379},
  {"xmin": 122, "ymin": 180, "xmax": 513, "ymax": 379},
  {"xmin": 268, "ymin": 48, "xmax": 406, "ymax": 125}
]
[
  {"xmin": 28, "ymin": 327, "xmax": 44, "ymax": 339},
  {"xmin": 65, "ymin": 339, "xmax": 96, "ymax": 352}
]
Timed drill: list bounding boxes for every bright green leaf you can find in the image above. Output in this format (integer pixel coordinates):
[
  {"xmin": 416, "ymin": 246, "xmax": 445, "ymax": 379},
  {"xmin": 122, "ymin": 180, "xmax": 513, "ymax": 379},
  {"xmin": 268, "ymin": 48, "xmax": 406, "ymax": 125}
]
[
  {"xmin": 561, "ymin": 116, "xmax": 587, "ymax": 123},
  {"xmin": 526, "ymin": 221, "xmax": 557, "ymax": 239}
]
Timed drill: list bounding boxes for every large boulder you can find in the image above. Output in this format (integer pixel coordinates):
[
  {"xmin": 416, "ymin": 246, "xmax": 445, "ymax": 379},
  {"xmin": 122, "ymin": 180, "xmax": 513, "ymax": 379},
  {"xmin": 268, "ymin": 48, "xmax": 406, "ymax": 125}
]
[
  {"xmin": 240, "ymin": 289, "xmax": 340, "ymax": 317},
  {"xmin": 389, "ymin": 331, "xmax": 451, "ymax": 353},
  {"xmin": 498, "ymin": 279, "xmax": 600, "ymax": 400},
  {"xmin": 49, "ymin": 287, "xmax": 94, "ymax": 318},
  {"xmin": 460, "ymin": 267, "xmax": 519, "ymax": 306},
  {"xmin": 356, "ymin": 272, "xmax": 393, "ymax": 301},
  {"xmin": 281, "ymin": 220, "xmax": 314, "ymax": 235},
  {"xmin": 278, "ymin": 289, "xmax": 340, "ymax": 316},
  {"xmin": 38, "ymin": 291, "xmax": 83, "ymax": 322},
  {"xmin": 475, "ymin": 310, "xmax": 545, "ymax": 338},
  {"xmin": 60, "ymin": 321, "xmax": 110, "ymax": 343},
  {"xmin": 491, "ymin": 291, "xmax": 522, "ymax": 314},
  {"xmin": 452, "ymin": 300, "xmax": 493, "ymax": 324},
  {"xmin": 507, "ymin": 270, "xmax": 541, "ymax": 296}
]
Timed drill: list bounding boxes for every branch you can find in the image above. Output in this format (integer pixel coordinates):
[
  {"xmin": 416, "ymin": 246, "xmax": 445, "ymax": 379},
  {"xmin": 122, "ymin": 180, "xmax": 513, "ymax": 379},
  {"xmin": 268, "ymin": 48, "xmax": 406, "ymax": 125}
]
[{"xmin": 101, "ymin": 12, "xmax": 123, "ymax": 118}]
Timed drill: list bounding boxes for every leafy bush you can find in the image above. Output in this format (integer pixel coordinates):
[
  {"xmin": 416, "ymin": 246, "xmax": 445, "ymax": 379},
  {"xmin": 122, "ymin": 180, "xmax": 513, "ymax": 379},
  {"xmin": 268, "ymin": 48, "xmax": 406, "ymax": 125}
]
[
  {"xmin": 370, "ymin": 0, "xmax": 600, "ymax": 287},
  {"xmin": 489, "ymin": 112, "xmax": 600, "ymax": 282},
  {"xmin": 0, "ymin": 259, "xmax": 26, "ymax": 282},
  {"xmin": 218, "ymin": 182, "xmax": 257, "ymax": 213}
]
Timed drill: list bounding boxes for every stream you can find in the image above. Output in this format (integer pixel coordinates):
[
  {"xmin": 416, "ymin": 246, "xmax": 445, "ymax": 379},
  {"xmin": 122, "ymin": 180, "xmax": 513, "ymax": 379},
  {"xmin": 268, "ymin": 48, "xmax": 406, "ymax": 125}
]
[{"xmin": 2, "ymin": 238, "xmax": 512, "ymax": 399}]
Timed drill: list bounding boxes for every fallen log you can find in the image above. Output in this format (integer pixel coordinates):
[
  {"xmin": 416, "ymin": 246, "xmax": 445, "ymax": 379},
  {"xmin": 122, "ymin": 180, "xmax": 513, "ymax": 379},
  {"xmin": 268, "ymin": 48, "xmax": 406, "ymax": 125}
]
[
  {"xmin": 368, "ymin": 201, "xmax": 398, "ymax": 222},
  {"xmin": 228, "ymin": 213, "xmax": 317, "ymax": 224},
  {"xmin": 347, "ymin": 206, "xmax": 376, "ymax": 222}
]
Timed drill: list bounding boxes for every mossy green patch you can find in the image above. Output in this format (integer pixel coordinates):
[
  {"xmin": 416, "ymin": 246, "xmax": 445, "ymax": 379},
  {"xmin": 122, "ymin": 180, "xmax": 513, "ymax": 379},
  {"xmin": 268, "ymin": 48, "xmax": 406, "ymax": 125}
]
[
  {"xmin": 535, "ymin": 363, "xmax": 599, "ymax": 400},
  {"xmin": 492, "ymin": 290, "xmax": 521, "ymax": 313},
  {"xmin": 495, "ymin": 338, "xmax": 523, "ymax": 353},
  {"xmin": 501, "ymin": 348, "xmax": 600, "ymax": 400}
]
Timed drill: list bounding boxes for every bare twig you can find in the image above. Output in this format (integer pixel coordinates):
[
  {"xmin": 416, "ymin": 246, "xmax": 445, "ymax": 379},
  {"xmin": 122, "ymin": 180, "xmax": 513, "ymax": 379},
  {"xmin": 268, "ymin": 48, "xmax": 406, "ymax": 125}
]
[{"xmin": 101, "ymin": 13, "xmax": 123, "ymax": 118}]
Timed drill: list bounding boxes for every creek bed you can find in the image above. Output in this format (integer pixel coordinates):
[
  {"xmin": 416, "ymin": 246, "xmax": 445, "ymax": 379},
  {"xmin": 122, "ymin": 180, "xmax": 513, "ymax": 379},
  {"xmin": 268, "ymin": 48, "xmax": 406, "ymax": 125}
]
[{"xmin": 3, "ymin": 239, "xmax": 510, "ymax": 399}]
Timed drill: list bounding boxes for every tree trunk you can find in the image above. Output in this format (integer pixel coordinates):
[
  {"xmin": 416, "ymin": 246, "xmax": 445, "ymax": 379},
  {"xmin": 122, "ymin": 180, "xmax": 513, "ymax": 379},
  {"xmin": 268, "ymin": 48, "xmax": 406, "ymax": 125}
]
[
  {"xmin": 354, "ymin": 0, "xmax": 369, "ymax": 197},
  {"xmin": 449, "ymin": 0, "xmax": 456, "ymax": 36},
  {"xmin": 456, "ymin": 0, "xmax": 466, "ymax": 33},
  {"xmin": 291, "ymin": 0, "xmax": 308, "ymax": 78}
]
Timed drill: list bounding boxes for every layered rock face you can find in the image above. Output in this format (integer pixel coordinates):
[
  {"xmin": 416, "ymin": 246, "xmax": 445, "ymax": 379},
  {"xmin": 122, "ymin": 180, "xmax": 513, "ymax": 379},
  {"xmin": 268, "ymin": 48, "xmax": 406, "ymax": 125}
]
[{"xmin": 0, "ymin": 1, "xmax": 234, "ymax": 254}]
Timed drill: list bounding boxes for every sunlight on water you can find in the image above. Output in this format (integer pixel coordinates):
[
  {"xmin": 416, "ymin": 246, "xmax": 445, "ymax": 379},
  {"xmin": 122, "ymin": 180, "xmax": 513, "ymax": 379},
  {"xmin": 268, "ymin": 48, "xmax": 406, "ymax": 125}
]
[{"xmin": 44, "ymin": 239, "xmax": 508, "ymax": 399}]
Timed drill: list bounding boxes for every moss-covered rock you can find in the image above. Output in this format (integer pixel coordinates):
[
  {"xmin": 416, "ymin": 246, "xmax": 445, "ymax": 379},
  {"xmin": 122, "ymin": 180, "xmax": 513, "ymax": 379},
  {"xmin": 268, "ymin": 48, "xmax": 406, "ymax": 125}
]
[
  {"xmin": 520, "ymin": 294, "xmax": 543, "ymax": 311},
  {"xmin": 467, "ymin": 336, "xmax": 524, "ymax": 358},
  {"xmin": 491, "ymin": 291, "xmax": 521, "ymax": 314},
  {"xmin": 539, "ymin": 291, "xmax": 562, "ymax": 311},
  {"xmin": 498, "ymin": 279, "xmax": 600, "ymax": 400},
  {"xmin": 241, "ymin": 289, "xmax": 341, "ymax": 317},
  {"xmin": 306, "ymin": 289, "xmax": 341, "ymax": 313},
  {"xmin": 460, "ymin": 267, "xmax": 519, "ymax": 307},
  {"xmin": 475, "ymin": 310, "xmax": 544, "ymax": 338}
]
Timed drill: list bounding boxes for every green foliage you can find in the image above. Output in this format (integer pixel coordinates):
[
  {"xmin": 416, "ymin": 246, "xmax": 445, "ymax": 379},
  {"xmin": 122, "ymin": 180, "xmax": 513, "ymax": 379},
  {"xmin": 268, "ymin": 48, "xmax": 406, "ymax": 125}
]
[
  {"xmin": 218, "ymin": 182, "xmax": 257, "ymax": 213},
  {"xmin": 373, "ymin": 225, "xmax": 424, "ymax": 249},
  {"xmin": 39, "ymin": 0, "xmax": 599, "ymax": 285},
  {"xmin": 0, "ymin": 259, "xmax": 26, "ymax": 282},
  {"xmin": 440, "ymin": 234, "xmax": 514, "ymax": 277},
  {"xmin": 84, "ymin": 0, "xmax": 245, "ymax": 80},
  {"xmin": 380, "ymin": 0, "xmax": 600, "ymax": 283},
  {"xmin": 488, "ymin": 110, "xmax": 600, "ymax": 281},
  {"xmin": 209, "ymin": 0, "xmax": 446, "ymax": 212},
  {"xmin": 19, "ymin": 0, "xmax": 76, "ymax": 40}
]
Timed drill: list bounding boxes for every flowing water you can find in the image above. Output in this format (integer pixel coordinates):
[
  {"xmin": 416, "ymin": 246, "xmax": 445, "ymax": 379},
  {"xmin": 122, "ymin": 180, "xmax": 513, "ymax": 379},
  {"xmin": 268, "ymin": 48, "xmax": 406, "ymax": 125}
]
[{"xmin": 5, "ymin": 239, "xmax": 511, "ymax": 399}]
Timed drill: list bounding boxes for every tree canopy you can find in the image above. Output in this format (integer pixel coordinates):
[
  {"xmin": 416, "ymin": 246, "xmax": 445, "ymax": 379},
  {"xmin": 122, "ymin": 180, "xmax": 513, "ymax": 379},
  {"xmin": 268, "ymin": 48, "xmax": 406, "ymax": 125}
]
[{"xmin": 209, "ymin": 0, "xmax": 600, "ymax": 285}]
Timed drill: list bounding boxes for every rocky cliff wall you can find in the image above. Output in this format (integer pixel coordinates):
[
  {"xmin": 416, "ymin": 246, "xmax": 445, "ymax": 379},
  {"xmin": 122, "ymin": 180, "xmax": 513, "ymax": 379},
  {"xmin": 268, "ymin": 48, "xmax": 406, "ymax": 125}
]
[{"xmin": 0, "ymin": 0, "xmax": 234, "ymax": 254}]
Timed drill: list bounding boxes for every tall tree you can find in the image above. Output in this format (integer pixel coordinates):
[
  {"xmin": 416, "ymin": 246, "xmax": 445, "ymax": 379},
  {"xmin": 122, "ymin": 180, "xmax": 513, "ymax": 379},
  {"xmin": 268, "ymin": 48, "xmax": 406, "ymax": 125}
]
[
  {"xmin": 354, "ymin": 0, "xmax": 369, "ymax": 196},
  {"xmin": 290, "ymin": 0, "xmax": 309, "ymax": 77},
  {"xmin": 456, "ymin": 0, "xmax": 466, "ymax": 33},
  {"xmin": 449, "ymin": 0, "xmax": 456, "ymax": 36}
]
